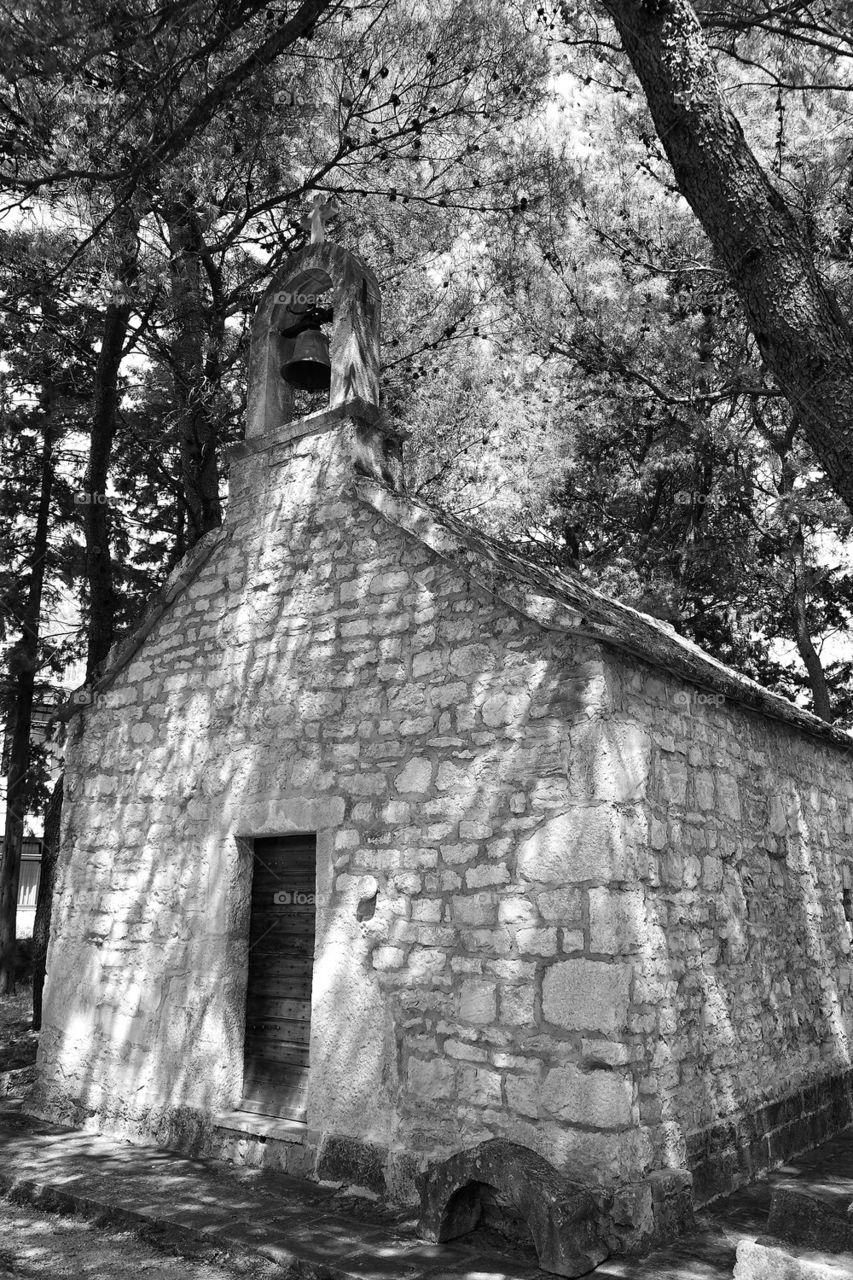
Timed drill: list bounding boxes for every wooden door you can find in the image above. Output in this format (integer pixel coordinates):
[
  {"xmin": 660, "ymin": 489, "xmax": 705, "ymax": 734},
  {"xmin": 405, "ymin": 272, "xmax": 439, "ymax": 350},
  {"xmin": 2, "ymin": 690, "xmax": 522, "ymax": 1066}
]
[{"xmin": 241, "ymin": 834, "xmax": 316, "ymax": 1121}]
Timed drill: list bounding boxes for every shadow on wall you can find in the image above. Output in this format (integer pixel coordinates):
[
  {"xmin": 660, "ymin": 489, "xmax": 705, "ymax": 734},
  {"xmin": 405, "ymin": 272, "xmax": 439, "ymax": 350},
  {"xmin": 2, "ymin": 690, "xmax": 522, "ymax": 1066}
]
[
  {"xmin": 35, "ymin": 444, "xmax": 853, "ymax": 1196},
  {"xmin": 635, "ymin": 719, "xmax": 853, "ymax": 1194}
]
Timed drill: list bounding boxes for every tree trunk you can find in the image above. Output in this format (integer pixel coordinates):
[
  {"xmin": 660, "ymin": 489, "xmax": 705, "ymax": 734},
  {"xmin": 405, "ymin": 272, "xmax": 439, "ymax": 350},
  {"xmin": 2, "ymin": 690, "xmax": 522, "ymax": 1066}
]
[
  {"xmin": 165, "ymin": 198, "xmax": 223, "ymax": 546},
  {"xmin": 598, "ymin": 0, "xmax": 853, "ymax": 518},
  {"xmin": 0, "ymin": 405, "xmax": 55, "ymax": 994},
  {"xmin": 31, "ymin": 775, "xmax": 62, "ymax": 1030},
  {"xmin": 84, "ymin": 206, "xmax": 139, "ymax": 679},
  {"xmin": 84, "ymin": 301, "xmax": 129, "ymax": 678}
]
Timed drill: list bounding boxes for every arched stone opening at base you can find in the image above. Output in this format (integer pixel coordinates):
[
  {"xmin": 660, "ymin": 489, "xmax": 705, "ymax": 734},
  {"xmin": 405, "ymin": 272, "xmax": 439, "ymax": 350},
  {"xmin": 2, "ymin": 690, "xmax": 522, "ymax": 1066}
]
[
  {"xmin": 417, "ymin": 1139, "xmax": 609, "ymax": 1279},
  {"xmin": 442, "ymin": 1178, "xmax": 539, "ymax": 1261}
]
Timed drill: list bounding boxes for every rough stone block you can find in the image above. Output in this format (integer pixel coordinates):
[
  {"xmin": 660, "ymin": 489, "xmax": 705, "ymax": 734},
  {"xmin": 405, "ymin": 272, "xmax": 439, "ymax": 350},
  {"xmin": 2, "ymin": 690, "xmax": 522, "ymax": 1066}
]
[
  {"xmin": 443, "ymin": 1039, "xmax": 488, "ymax": 1062},
  {"xmin": 466, "ymin": 862, "xmax": 510, "ymax": 889},
  {"xmin": 767, "ymin": 1186, "xmax": 853, "ymax": 1254},
  {"xmin": 516, "ymin": 926, "xmax": 558, "ymax": 955},
  {"xmin": 588, "ymin": 888, "xmax": 646, "ymax": 955},
  {"xmin": 458, "ymin": 1063, "xmax": 502, "ymax": 1106},
  {"xmin": 411, "ymin": 899, "xmax": 443, "ymax": 923},
  {"xmin": 506, "ymin": 1074, "xmax": 541, "ymax": 1118},
  {"xmin": 609, "ymin": 1180, "xmax": 654, "ymax": 1240},
  {"xmin": 650, "ymin": 818, "xmax": 667, "ymax": 850},
  {"xmin": 407, "ymin": 1057, "xmax": 456, "ymax": 1102},
  {"xmin": 370, "ymin": 570, "xmax": 410, "ymax": 594},
  {"xmin": 372, "ymin": 946, "xmax": 406, "ymax": 971},
  {"xmin": 394, "ymin": 757, "xmax": 433, "ymax": 793},
  {"xmin": 459, "ymin": 978, "xmax": 497, "ymax": 1024},
  {"xmin": 448, "ymin": 644, "xmax": 497, "ymax": 677},
  {"xmin": 541, "ymin": 1064, "xmax": 632, "ymax": 1129},
  {"xmin": 407, "ymin": 946, "xmax": 447, "ymax": 978},
  {"xmin": 481, "ymin": 691, "xmax": 530, "ymax": 727},
  {"xmin": 694, "ymin": 769, "xmax": 715, "ymax": 810},
  {"xmin": 451, "ymin": 893, "xmax": 497, "ymax": 925},
  {"xmin": 315, "ymin": 1134, "xmax": 387, "ymax": 1194},
  {"xmin": 553, "ymin": 1124, "xmax": 653, "ymax": 1186},
  {"xmin": 498, "ymin": 896, "xmax": 539, "ymax": 926},
  {"xmin": 717, "ymin": 773, "xmax": 742, "ymax": 821},
  {"xmin": 417, "ymin": 1139, "xmax": 608, "ymax": 1278},
  {"xmin": 537, "ymin": 887, "xmax": 583, "ymax": 923},
  {"xmin": 413, "ymin": 650, "xmax": 443, "ymax": 678},
  {"xmin": 517, "ymin": 807, "xmax": 639, "ymax": 885},
  {"xmin": 581, "ymin": 1038, "xmax": 631, "ymax": 1068},
  {"xmin": 500, "ymin": 984, "xmax": 536, "ymax": 1026},
  {"xmin": 542, "ymin": 959, "xmax": 631, "ymax": 1034},
  {"xmin": 569, "ymin": 721, "xmax": 650, "ymax": 803},
  {"xmin": 658, "ymin": 760, "xmax": 688, "ymax": 806},
  {"xmin": 734, "ymin": 1239, "xmax": 853, "ymax": 1280},
  {"xmin": 440, "ymin": 843, "xmax": 478, "ymax": 865}
]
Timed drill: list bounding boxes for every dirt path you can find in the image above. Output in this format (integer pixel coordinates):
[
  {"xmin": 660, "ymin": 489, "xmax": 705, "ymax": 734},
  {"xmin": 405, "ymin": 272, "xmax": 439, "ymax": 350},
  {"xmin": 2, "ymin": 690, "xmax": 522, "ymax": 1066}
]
[{"xmin": 0, "ymin": 1201, "xmax": 275, "ymax": 1280}]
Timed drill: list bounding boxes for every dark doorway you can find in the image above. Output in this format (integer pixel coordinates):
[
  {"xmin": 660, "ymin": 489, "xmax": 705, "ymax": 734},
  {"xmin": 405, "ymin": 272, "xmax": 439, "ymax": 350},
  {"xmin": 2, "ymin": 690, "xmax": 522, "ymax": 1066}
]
[{"xmin": 241, "ymin": 834, "xmax": 316, "ymax": 1121}]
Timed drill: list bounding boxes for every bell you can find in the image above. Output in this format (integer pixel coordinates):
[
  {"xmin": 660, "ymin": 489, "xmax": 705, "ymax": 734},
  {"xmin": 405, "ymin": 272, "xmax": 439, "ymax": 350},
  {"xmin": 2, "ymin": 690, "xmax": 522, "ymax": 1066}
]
[{"xmin": 281, "ymin": 327, "xmax": 331, "ymax": 392}]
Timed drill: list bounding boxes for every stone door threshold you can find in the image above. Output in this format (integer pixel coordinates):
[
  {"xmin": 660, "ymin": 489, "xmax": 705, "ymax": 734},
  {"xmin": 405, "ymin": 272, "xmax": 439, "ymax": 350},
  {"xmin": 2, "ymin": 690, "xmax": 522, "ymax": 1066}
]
[{"xmin": 212, "ymin": 1109, "xmax": 307, "ymax": 1143}]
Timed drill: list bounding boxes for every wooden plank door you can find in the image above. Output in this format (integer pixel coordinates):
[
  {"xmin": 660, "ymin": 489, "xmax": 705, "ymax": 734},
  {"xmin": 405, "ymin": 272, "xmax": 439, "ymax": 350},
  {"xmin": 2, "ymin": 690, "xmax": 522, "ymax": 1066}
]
[{"xmin": 241, "ymin": 834, "xmax": 316, "ymax": 1121}]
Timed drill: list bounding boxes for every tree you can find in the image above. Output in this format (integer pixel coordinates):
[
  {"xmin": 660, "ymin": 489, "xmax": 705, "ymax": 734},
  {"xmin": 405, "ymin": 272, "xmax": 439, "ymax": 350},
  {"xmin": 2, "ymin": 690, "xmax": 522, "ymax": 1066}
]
[
  {"xmin": 0, "ymin": 262, "xmax": 78, "ymax": 994},
  {"xmin": 0, "ymin": 397, "xmax": 55, "ymax": 993},
  {"xmin": 32, "ymin": 776, "xmax": 62, "ymax": 1029},
  {"xmin": 0, "ymin": 0, "xmax": 554, "ymax": 998},
  {"xmin": 438, "ymin": 69, "xmax": 853, "ymax": 724},
  {"xmin": 592, "ymin": 0, "xmax": 853, "ymax": 519},
  {"xmin": 1, "ymin": 0, "xmax": 344, "ymax": 675}
]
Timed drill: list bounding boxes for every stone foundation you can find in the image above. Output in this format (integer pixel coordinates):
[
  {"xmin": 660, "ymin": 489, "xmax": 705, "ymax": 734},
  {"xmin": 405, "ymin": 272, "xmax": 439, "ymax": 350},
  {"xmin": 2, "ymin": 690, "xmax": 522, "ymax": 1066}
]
[{"xmin": 688, "ymin": 1069, "xmax": 853, "ymax": 1204}]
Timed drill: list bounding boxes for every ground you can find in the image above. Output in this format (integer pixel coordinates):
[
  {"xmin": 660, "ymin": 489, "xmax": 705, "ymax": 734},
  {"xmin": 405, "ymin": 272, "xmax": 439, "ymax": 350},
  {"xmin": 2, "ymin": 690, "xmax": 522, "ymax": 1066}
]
[
  {"xmin": 0, "ymin": 1200, "xmax": 276, "ymax": 1280},
  {"xmin": 0, "ymin": 982, "xmax": 37, "ymax": 1073}
]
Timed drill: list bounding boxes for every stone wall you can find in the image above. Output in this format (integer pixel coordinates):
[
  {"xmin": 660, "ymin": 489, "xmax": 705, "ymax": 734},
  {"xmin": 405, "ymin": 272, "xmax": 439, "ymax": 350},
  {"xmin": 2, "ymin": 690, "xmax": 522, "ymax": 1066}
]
[
  {"xmin": 626, "ymin": 678, "xmax": 853, "ymax": 1203},
  {"xmin": 34, "ymin": 416, "xmax": 853, "ymax": 1252}
]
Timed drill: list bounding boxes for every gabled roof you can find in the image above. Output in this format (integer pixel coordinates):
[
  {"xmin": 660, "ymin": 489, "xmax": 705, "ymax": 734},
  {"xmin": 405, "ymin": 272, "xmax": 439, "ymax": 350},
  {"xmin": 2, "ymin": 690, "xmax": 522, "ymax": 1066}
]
[
  {"xmin": 59, "ymin": 424, "xmax": 853, "ymax": 753},
  {"xmin": 356, "ymin": 477, "xmax": 853, "ymax": 753}
]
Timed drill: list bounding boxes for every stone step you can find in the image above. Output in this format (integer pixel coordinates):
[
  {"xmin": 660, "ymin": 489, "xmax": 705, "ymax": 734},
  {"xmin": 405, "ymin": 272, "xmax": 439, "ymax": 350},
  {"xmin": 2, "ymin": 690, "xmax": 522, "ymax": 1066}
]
[
  {"xmin": 767, "ymin": 1185, "xmax": 853, "ymax": 1253},
  {"xmin": 212, "ymin": 1108, "xmax": 307, "ymax": 1143}
]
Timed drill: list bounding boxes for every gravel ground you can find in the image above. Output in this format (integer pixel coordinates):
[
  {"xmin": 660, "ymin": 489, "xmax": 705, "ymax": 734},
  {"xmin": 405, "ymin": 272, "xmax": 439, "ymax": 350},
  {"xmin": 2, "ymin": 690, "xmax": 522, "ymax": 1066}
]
[{"xmin": 0, "ymin": 1200, "xmax": 277, "ymax": 1280}]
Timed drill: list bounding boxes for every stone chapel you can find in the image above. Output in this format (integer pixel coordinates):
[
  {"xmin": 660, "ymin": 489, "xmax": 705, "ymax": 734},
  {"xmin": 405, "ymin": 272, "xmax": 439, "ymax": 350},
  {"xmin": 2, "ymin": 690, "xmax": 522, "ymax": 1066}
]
[{"xmin": 31, "ymin": 239, "xmax": 853, "ymax": 1271}]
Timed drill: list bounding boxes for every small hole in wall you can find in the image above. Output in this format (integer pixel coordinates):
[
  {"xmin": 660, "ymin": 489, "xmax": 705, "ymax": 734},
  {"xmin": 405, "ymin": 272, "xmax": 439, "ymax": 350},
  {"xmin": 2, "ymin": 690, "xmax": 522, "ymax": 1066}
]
[
  {"xmin": 767, "ymin": 835, "xmax": 788, "ymax": 863},
  {"xmin": 357, "ymin": 890, "xmax": 378, "ymax": 922},
  {"xmin": 842, "ymin": 865, "xmax": 853, "ymax": 927},
  {"xmin": 579, "ymin": 1056, "xmax": 614, "ymax": 1073},
  {"xmin": 843, "ymin": 887, "xmax": 853, "ymax": 926}
]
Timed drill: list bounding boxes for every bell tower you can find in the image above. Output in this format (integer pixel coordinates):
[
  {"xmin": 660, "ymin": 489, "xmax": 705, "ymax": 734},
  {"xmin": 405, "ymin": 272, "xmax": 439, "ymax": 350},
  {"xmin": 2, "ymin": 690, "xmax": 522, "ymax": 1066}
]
[{"xmin": 242, "ymin": 215, "xmax": 403, "ymax": 492}]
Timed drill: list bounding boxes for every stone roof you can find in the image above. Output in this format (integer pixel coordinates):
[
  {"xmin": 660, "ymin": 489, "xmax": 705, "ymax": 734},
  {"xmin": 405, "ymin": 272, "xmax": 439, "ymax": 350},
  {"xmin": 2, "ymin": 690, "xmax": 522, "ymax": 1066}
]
[{"xmin": 59, "ymin": 426, "xmax": 853, "ymax": 753}]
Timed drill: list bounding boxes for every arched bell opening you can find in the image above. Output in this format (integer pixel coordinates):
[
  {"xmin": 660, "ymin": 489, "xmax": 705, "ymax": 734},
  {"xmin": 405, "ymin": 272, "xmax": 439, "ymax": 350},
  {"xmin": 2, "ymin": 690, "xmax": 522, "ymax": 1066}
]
[
  {"xmin": 244, "ymin": 243, "xmax": 381, "ymax": 441},
  {"xmin": 273, "ymin": 266, "xmax": 335, "ymax": 420},
  {"xmin": 440, "ymin": 1179, "xmax": 539, "ymax": 1264}
]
